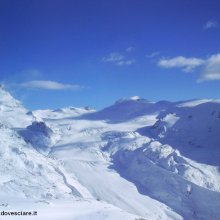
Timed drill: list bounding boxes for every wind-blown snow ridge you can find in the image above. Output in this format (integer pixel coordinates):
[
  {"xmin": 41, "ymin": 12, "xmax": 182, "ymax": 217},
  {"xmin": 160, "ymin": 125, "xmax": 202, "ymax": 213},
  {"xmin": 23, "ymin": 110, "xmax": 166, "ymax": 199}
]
[{"xmin": 0, "ymin": 88, "xmax": 220, "ymax": 220}]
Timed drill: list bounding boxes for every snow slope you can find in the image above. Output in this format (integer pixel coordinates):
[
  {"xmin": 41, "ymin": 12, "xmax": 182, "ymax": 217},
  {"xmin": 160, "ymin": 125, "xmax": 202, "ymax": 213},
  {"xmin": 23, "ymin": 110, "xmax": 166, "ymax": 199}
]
[{"xmin": 0, "ymin": 87, "xmax": 220, "ymax": 220}]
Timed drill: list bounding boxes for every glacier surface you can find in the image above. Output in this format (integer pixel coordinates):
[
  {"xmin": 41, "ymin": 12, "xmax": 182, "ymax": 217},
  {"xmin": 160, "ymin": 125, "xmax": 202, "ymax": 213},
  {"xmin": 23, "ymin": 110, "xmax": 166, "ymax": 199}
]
[{"xmin": 0, "ymin": 87, "xmax": 220, "ymax": 220}]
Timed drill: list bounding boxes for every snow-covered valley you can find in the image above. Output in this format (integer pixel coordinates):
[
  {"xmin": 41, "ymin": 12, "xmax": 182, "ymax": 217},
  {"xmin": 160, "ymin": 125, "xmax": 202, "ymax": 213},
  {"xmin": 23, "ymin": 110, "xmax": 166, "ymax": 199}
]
[{"xmin": 0, "ymin": 87, "xmax": 220, "ymax": 220}]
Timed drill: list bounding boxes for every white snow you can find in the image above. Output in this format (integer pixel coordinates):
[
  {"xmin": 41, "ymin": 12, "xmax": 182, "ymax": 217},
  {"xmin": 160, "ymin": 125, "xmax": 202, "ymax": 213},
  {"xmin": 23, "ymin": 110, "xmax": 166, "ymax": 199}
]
[{"xmin": 0, "ymin": 88, "xmax": 220, "ymax": 220}]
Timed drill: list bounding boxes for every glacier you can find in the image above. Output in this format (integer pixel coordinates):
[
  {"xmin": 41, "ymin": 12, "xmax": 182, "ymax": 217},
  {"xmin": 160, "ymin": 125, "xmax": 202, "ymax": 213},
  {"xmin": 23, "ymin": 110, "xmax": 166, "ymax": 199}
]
[{"xmin": 0, "ymin": 86, "xmax": 220, "ymax": 220}]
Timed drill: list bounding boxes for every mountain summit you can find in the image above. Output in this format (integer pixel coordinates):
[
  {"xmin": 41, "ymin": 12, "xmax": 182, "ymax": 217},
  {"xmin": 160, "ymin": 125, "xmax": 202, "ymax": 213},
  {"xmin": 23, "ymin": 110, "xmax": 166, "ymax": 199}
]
[{"xmin": 0, "ymin": 85, "xmax": 22, "ymax": 109}]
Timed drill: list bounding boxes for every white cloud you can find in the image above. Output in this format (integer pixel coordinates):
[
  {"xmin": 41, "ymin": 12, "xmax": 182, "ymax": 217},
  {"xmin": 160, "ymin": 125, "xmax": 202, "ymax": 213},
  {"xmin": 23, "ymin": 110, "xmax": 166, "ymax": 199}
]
[
  {"xmin": 126, "ymin": 47, "xmax": 135, "ymax": 52},
  {"xmin": 146, "ymin": 51, "xmax": 160, "ymax": 59},
  {"xmin": 157, "ymin": 53, "xmax": 220, "ymax": 82},
  {"xmin": 102, "ymin": 52, "xmax": 136, "ymax": 66},
  {"xmin": 102, "ymin": 53, "xmax": 124, "ymax": 63},
  {"xmin": 158, "ymin": 56, "xmax": 204, "ymax": 72},
  {"xmin": 198, "ymin": 54, "xmax": 220, "ymax": 82},
  {"xmin": 117, "ymin": 59, "xmax": 136, "ymax": 66},
  {"xmin": 21, "ymin": 80, "xmax": 82, "ymax": 90},
  {"xmin": 203, "ymin": 20, "xmax": 219, "ymax": 30}
]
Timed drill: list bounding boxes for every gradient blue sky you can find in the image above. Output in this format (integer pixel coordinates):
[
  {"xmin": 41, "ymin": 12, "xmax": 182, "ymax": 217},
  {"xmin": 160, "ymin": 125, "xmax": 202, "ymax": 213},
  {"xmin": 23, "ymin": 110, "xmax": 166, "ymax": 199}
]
[{"xmin": 1, "ymin": 0, "xmax": 220, "ymax": 110}]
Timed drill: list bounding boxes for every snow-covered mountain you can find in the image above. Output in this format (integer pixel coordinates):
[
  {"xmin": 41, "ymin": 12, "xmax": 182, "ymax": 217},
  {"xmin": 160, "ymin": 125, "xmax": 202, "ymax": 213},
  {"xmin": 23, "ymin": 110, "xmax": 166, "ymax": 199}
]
[{"xmin": 0, "ymin": 86, "xmax": 220, "ymax": 220}]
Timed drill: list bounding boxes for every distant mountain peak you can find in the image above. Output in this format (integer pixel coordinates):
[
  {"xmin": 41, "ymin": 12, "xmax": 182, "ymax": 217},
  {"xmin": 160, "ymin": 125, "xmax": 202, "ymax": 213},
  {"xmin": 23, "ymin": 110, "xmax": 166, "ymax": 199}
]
[
  {"xmin": 0, "ymin": 86, "xmax": 22, "ymax": 109},
  {"xmin": 115, "ymin": 96, "xmax": 150, "ymax": 105},
  {"xmin": 129, "ymin": 96, "xmax": 141, "ymax": 100}
]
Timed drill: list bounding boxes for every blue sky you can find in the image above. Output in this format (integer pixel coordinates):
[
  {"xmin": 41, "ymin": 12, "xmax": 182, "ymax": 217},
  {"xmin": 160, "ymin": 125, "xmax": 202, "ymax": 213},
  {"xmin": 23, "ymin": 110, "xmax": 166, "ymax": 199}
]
[{"xmin": 1, "ymin": 0, "xmax": 220, "ymax": 110}]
